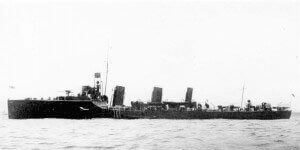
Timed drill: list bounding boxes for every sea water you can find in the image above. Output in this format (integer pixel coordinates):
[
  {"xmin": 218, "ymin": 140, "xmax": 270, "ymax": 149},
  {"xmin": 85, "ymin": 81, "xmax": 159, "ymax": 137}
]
[{"xmin": 0, "ymin": 113, "xmax": 299, "ymax": 150}]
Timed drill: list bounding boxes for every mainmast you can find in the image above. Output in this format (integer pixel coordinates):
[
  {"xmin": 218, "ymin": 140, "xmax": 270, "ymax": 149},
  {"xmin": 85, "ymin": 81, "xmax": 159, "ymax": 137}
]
[
  {"xmin": 104, "ymin": 41, "xmax": 111, "ymax": 95},
  {"xmin": 240, "ymin": 82, "xmax": 245, "ymax": 108}
]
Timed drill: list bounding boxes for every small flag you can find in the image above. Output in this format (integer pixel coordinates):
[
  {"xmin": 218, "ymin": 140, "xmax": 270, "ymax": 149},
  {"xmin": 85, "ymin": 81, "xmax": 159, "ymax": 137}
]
[{"xmin": 94, "ymin": 72, "xmax": 101, "ymax": 78}]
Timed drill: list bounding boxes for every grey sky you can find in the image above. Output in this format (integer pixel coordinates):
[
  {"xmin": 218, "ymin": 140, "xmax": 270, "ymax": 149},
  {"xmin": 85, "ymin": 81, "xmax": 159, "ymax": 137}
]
[{"xmin": 0, "ymin": 0, "xmax": 299, "ymax": 112}]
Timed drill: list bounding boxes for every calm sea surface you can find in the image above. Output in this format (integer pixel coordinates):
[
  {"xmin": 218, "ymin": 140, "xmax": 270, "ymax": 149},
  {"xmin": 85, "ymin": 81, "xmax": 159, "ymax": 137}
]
[{"xmin": 0, "ymin": 113, "xmax": 299, "ymax": 150}]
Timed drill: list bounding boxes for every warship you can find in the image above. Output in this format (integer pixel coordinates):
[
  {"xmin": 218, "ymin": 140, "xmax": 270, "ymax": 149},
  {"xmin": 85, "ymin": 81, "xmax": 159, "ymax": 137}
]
[{"xmin": 8, "ymin": 73, "xmax": 292, "ymax": 120}]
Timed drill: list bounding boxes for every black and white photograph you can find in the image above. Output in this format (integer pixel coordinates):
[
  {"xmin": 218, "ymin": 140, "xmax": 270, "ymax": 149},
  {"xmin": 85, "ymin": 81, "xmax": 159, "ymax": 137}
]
[{"xmin": 0, "ymin": 0, "xmax": 299, "ymax": 149}]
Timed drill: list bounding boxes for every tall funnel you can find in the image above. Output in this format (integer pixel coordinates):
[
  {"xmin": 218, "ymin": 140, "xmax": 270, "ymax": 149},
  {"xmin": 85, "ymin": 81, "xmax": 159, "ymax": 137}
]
[
  {"xmin": 151, "ymin": 87, "xmax": 162, "ymax": 103},
  {"xmin": 112, "ymin": 86, "xmax": 125, "ymax": 106},
  {"xmin": 185, "ymin": 87, "xmax": 193, "ymax": 102}
]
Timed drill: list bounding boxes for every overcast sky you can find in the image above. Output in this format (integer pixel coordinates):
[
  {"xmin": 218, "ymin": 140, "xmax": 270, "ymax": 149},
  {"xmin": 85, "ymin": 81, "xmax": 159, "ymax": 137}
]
[{"xmin": 0, "ymin": 0, "xmax": 299, "ymax": 112}]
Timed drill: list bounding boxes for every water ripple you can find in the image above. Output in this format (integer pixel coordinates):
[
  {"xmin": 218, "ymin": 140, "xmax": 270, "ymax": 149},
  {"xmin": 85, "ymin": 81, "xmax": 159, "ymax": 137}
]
[{"xmin": 0, "ymin": 113, "xmax": 299, "ymax": 150}]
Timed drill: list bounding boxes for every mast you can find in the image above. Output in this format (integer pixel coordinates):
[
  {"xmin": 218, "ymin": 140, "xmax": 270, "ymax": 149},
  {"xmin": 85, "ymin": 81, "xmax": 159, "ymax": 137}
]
[
  {"xmin": 104, "ymin": 41, "xmax": 110, "ymax": 95},
  {"xmin": 240, "ymin": 82, "xmax": 245, "ymax": 108}
]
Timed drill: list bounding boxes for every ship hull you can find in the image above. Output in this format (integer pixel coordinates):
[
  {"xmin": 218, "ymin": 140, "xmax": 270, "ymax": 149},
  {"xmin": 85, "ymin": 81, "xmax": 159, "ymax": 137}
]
[
  {"xmin": 8, "ymin": 100, "xmax": 291, "ymax": 120},
  {"xmin": 119, "ymin": 110, "xmax": 292, "ymax": 120},
  {"xmin": 8, "ymin": 100, "xmax": 113, "ymax": 119}
]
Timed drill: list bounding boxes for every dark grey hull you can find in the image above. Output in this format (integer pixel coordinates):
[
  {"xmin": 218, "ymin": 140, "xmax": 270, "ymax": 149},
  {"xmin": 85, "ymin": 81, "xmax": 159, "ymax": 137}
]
[
  {"xmin": 8, "ymin": 100, "xmax": 291, "ymax": 120},
  {"xmin": 8, "ymin": 100, "xmax": 113, "ymax": 119},
  {"xmin": 119, "ymin": 110, "xmax": 292, "ymax": 120}
]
